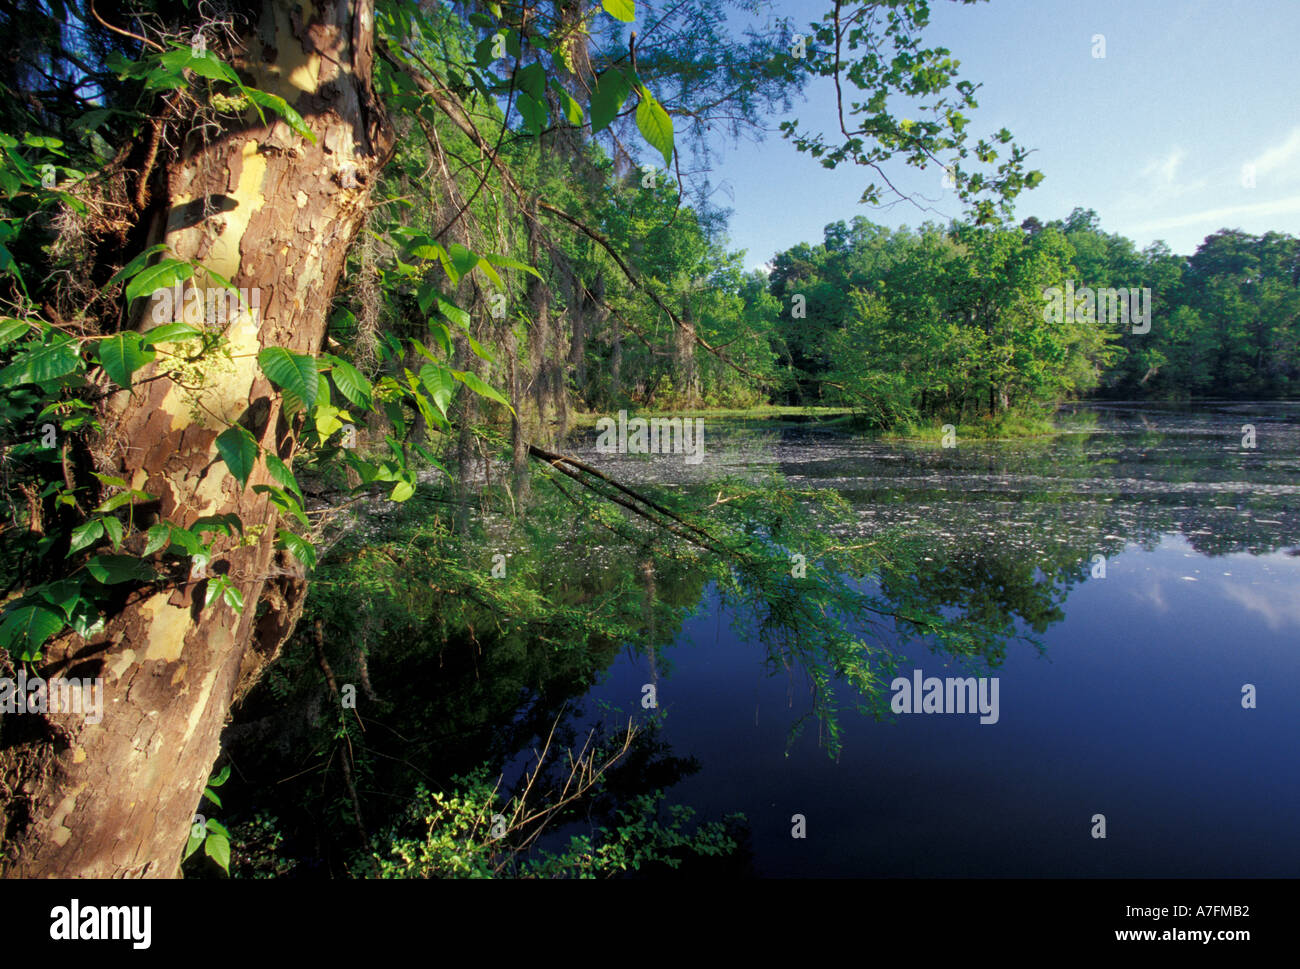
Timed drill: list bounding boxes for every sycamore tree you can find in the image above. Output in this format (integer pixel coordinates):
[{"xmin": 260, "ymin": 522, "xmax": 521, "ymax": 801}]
[{"xmin": 0, "ymin": 0, "xmax": 1035, "ymax": 878}]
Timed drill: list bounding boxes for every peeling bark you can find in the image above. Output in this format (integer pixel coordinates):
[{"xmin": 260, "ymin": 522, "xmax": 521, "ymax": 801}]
[{"xmin": 0, "ymin": 0, "xmax": 393, "ymax": 878}]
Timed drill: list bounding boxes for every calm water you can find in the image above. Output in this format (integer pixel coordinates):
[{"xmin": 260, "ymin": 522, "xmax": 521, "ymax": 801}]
[{"xmin": 554, "ymin": 402, "xmax": 1300, "ymax": 876}]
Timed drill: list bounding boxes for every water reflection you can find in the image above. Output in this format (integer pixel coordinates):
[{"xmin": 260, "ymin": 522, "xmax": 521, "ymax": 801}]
[{"xmin": 224, "ymin": 403, "xmax": 1299, "ymax": 877}]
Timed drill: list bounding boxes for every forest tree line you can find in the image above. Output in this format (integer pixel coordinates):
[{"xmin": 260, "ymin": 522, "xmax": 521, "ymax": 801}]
[{"xmin": 518, "ymin": 198, "xmax": 1300, "ymax": 427}]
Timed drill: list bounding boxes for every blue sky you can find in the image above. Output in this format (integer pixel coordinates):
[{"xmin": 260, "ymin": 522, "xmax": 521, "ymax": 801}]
[{"xmin": 681, "ymin": 0, "xmax": 1300, "ymax": 268}]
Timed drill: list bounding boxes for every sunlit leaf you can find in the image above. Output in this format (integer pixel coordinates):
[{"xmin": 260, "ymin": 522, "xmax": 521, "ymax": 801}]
[
  {"xmin": 124, "ymin": 259, "xmax": 194, "ymax": 303},
  {"xmin": 258, "ymin": 347, "xmax": 319, "ymax": 411},
  {"xmin": 635, "ymin": 86, "xmax": 673, "ymax": 168},
  {"xmin": 602, "ymin": 0, "xmax": 635, "ymax": 21},
  {"xmin": 97, "ymin": 332, "xmax": 156, "ymax": 389}
]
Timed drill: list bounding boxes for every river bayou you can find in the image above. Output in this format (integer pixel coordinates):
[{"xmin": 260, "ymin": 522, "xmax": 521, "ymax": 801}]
[{"xmin": 206, "ymin": 401, "xmax": 1300, "ymax": 878}]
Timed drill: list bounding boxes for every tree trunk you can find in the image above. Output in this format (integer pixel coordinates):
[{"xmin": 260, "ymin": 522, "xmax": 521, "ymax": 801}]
[
  {"xmin": 0, "ymin": 0, "xmax": 393, "ymax": 877},
  {"xmin": 610, "ymin": 309, "xmax": 623, "ymax": 403},
  {"xmin": 675, "ymin": 294, "xmax": 701, "ymax": 407}
]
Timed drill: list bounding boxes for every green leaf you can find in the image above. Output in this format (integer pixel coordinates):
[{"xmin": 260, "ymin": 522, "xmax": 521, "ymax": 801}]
[
  {"xmin": 93, "ymin": 490, "xmax": 142, "ymax": 514},
  {"xmin": 447, "ymin": 244, "xmax": 478, "ymax": 282},
  {"xmin": 68, "ymin": 604, "xmax": 105, "ymax": 641},
  {"xmin": 324, "ymin": 355, "xmax": 372, "ymax": 409},
  {"xmin": 590, "ymin": 70, "xmax": 631, "ymax": 134},
  {"xmin": 187, "ymin": 52, "xmax": 240, "ymax": 84},
  {"xmin": 192, "ymin": 513, "xmax": 243, "ymax": 537},
  {"xmin": 602, "ymin": 0, "xmax": 635, "ymax": 22},
  {"xmin": 390, "ymin": 479, "xmax": 415, "ymax": 502},
  {"xmin": 0, "ymin": 604, "xmax": 65, "ymax": 659},
  {"xmin": 140, "ymin": 321, "xmax": 203, "ymax": 346},
  {"xmin": 85, "ymin": 554, "xmax": 153, "ymax": 585},
  {"xmin": 0, "ymin": 317, "xmax": 30, "ymax": 346},
  {"xmin": 104, "ymin": 244, "xmax": 168, "ymax": 288},
  {"xmin": 419, "ymin": 363, "xmax": 457, "ymax": 418},
  {"xmin": 432, "ymin": 292, "xmax": 471, "ymax": 330},
  {"xmin": 97, "ymin": 332, "xmax": 156, "ymax": 389},
  {"xmin": 202, "ymin": 788, "xmax": 223, "ymax": 807},
  {"xmin": 167, "ymin": 525, "xmax": 202, "ymax": 557},
  {"xmin": 0, "ymin": 241, "xmax": 19, "ymax": 282},
  {"xmin": 242, "ymin": 87, "xmax": 317, "ymax": 144},
  {"xmin": 205, "ymin": 818, "xmax": 230, "ymax": 838},
  {"xmin": 516, "ymin": 62, "xmax": 547, "ymax": 101},
  {"xmin": 210, "ymin": 764, "xmax": 231, "ymax": 787},
  {"xmin": 92, "ymin": 492, "xmax": 130, "ymax": 515},
  {"xmin": 203, "ymin": 575, "xmax": 226, "ymax": 609},
  {"xmin": 184, "ymin": 829, "xmax": 205, "ymax": 861},
  {"xmin": 68, "ymin": 519, "xmax": 104, "ymax": 554},
  {"xmin": 258, "ymin": 347, "xmax": 319, "ymax": 411},
  {"xmin": 142, "ymin": 523, "xmax": 170, "ymax": 556},
  {"xmin": 276, "ymin": 529, "xmax": 317, "ymax": 571},
  {"xmin": 635, "ymin": 86, "xmax": 674, "ymax": 168},
  {"xmin": 254, "ymin": 484, "xmax": 307, "ymax": 529},
  {"xmin": 453, "ymin": 370, "xmax": 512, "ymax": 412},
  {"xmin": 265, "ymin": 454, "xmax": 302, "ymax": 498},
  {"xmin": 215, "ymin": 425, "xmax": 259, "ymax": 488},
  {"xmin": 159, "ymin": 47, "xmax": 194, "ymax": 73},
  {"xmin": 0, "ymin": 340, "xmax": 80, "ymax": 386},
  {"xmin": 484, "ymin": 253, "xmax": 543, "ymax": 280},
  {"xmin": 466, "ymin": 333, "xmax": 495, "ymax": 364},
  {"xmin": 312, "ymin": 402, "xmax": 345, "ymax": 439},
  {"xmin": 204, "ymin": 575, "xmax": 244, "ymax": 614},
  {"xmin": 101, "ymin": 515, "xmax": 123, "ymax": 550},
  {"xmin": 124, "ymin": 259, "xmax": 194, "ymax": 303},
  {"xmin": 516, "ymin": 92, "xmax": 547, "ymax": 137},
  {"xmin": 204, "ymin": 832, "xmax": 231, "ymax": 874},
  {"xmin": 553, "ymin": 84, "xmax": 585, "ymax": 126},
  {"xmin": 426, "ymin": 321, "xmax": 453, "ymax": 357},
  {"xmin": 38, "ymin": 579, "xmax": 82, "ymax": 618},
  {"xmin": 474, "ymin": 257, "xmax": 503, "ymax": 289}
]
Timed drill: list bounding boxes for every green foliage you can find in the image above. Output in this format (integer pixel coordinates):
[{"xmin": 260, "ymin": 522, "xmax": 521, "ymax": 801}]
[
  {"xmin": 258, "ymin": 348, "xmax": 320, "ymax": 413},
  {"xmin": 371, "ymin": 776, "xmax": 740, "ymax": 878},
  {"xmin": 761, "ymin": 210, "xmax": 1299, "ymax": 423},
  {"xmin": 635, "ymin": 86, "xmax": 673, "ymax": 168},
  {"xmin": 214, "ymin": 425, "xmax": 259, "ymax": 489},
  {"xmin": 781, "ymin": 0, "xmax": 1042, "ymax": 223},
  {"xmin": 183, "ymin": 766, "xmax": 233, "ymax": 877}
]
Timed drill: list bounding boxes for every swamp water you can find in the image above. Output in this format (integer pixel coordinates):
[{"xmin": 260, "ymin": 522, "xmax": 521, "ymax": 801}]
[{"xmin": 524, "ymin": 402, "xmax": 1300, "ymax": 876}]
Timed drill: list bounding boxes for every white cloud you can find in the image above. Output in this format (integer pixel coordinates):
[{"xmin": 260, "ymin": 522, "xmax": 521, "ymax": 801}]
[
  {"xmin": 1124, "ymin": 194, "xmax": 1300, "ymax": 234},
  {"xmin": 1245, "ymin": 127, "xmax": 1300, "ymax": 179},
  {"xmin": 1219, "ymin": 579, "xmax": 1300, "ymax": 632}
]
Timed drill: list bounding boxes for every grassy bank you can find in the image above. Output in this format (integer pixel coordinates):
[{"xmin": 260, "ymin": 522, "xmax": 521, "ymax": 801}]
[
  {"xmin": 569, "ymin": 405, "xmax": 1100, "ymax": 440},
  {"xmin": 569, "ymin": 405, "xmax": 855, "ymax": 426},
  {"xmin": 882, "ymin": 409, "xmax": 1099, "ymax": 442}
]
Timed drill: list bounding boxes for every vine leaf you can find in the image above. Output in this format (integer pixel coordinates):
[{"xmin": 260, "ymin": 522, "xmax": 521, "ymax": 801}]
[
  {"xmin": 635, "ymin": 86, "xmax": 673, "ymax": 168},
  {"xmin": 85, "ymin": 554, "xmax": 153, "ymax": 585},
  {"xmin": 98, "ymin": 332, "xmax": 156, "ymax": 389},
  {"xmin": 602, "ymin": 0, "xmax": 635, "ymax": 23},
  {"xmin": 590, "ymin": 70, "xmax": 631, "ymax": 134},
  {"xmin": 258, "ymin": 347, "xmax": 319, "ymax": 412},
  {"xmin": 215, "ymin": 425, "xmax": 259, "ymax": 488},
  {"xmin": 124, "ymin": 259, "xmax": 194, "ymax": 303},
  {"xmin": 323, "ymin": 355, "xmax": 372, "ymax": 410}
]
